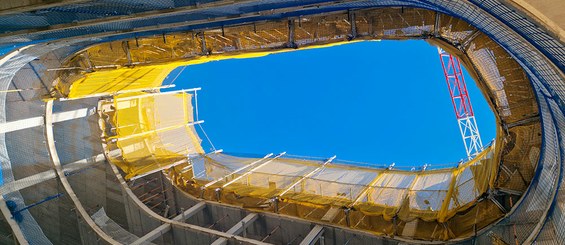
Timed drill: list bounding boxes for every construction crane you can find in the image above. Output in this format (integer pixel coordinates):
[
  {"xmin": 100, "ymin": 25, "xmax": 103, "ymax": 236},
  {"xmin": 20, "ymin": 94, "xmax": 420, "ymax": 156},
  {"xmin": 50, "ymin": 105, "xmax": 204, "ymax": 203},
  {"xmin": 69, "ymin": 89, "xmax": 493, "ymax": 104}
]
[{"xmin": 438, "ymin": 48, "xmax": 483, "ymax": 158}]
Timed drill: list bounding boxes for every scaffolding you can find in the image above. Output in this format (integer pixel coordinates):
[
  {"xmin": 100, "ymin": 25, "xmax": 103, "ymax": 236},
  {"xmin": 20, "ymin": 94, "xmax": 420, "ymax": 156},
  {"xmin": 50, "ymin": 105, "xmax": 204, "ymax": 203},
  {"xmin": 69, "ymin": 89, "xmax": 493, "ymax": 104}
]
[
  {"xmin": 100, "ymin": 89, "xmax": 204, "ymax": 180},
  {"xmin": 93, "ymin": 84, "xmax": 504, "ymax": 241}
]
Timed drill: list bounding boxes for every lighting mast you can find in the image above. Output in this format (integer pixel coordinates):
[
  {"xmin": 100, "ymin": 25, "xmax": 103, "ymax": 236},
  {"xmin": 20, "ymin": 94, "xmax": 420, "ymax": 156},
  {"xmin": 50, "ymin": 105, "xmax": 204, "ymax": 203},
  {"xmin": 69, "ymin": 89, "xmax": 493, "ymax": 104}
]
[{"xmin": 438, "ymin": 48, "xmax": 483, "ymax": 158}]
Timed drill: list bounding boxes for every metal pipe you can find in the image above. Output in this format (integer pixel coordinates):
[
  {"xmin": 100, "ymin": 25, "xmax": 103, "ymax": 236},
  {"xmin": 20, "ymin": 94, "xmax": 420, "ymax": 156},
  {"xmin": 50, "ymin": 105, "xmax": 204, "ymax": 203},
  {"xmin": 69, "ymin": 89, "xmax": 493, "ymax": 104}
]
[
  {"xmin": 221, "ymin": 152, "xmax": 286, "ymax": 188},
  {"xmin": 59, "ymin": 84, "xmax": 177, "ymax": 101},
  {"xmin": 276, "ymin": 156, "xmax": 335, "ymax": 198},
  {"xmin": 203, "ymin": 153, "xmax": 273, "ymax": 189},
  {"xmin": 112, "ymin": 120, "xmax": 204, "ymax": 142},
  {"xmin": 114, "ymin": 87, "xmax": 200, "ymax": 101}
]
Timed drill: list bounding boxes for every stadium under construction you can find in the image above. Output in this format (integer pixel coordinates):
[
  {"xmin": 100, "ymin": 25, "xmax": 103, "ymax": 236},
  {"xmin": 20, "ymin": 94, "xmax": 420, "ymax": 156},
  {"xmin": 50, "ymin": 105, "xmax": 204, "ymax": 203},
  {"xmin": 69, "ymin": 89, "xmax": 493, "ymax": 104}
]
[{"xmin": 0, "ymin": 0, "xmax": 563, "ymax": 244}]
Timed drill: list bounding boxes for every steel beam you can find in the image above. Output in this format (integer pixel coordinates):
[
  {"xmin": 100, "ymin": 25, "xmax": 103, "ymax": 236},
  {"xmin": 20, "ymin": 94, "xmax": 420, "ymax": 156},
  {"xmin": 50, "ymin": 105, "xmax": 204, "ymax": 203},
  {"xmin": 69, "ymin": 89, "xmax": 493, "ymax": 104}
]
[
  {"xmin": 0, "ymin": 107, "xmax": 91, "ymax": 133},
  {"xmin": 63, "ymin": 153, "xmax": 106, "ymax": 173},
  {"xmin": 131, "ymin": 202, "xmax": 206, "ymax": 245},
  {"xmin": 348, "ymin": 11, "xmax": 356, "ymax": 39},
  {"xmin": 0, "ymin": 170, "xmax": 56, "ymax": 195},
  {"xmin": 109, "ymin": 162, "xmax": 270, "ymax": 245},
  {"xmin": 299, "ymin": 225, "xmax": 324, "ymax": 245},
  {"xmin": 0, "ymin": 153, "xmax": 105, "ymax": 195},
  {"xmin": 506, "ymin": 115, "xmax": 540, "ymax": 128},
  {"xmin": 288, "ymin": 19, "xmax": 296, "ymax": 48},
  {"xmin": 211, "ymin": 213, "xmax": 259, "ymax": 245}
]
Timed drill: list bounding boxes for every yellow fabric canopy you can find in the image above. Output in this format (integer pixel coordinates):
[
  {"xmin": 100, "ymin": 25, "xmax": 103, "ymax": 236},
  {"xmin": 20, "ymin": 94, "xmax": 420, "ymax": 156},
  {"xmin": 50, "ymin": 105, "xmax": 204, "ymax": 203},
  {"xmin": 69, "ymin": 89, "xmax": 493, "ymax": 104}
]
[
  {"xmin": 63, "ymin": 41, "xmax": 360, "ymax": 99},
  {"xmin": 107, "ymin": 91, "xmax": 203, "ymax": 180}
]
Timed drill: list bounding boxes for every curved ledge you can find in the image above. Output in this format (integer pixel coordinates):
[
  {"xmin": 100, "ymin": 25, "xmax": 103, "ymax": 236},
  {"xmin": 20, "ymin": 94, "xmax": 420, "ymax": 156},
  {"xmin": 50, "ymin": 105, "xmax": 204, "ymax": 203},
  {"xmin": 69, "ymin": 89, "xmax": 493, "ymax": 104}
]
[
  {"xmin": 107, "ymin": 155, "xmax": 271, "ymax": 245},
  {"xmin": 44, "ymin": 99, "xmax": 121, "ymax": 245}
]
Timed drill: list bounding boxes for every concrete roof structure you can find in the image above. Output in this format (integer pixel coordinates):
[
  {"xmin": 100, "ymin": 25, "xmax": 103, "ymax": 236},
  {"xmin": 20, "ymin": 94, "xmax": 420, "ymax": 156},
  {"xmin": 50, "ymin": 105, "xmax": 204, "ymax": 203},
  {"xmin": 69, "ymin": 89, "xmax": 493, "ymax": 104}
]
[{"xmin": 0, "ymin": 0, "xmax": 563, "ymax": 244}]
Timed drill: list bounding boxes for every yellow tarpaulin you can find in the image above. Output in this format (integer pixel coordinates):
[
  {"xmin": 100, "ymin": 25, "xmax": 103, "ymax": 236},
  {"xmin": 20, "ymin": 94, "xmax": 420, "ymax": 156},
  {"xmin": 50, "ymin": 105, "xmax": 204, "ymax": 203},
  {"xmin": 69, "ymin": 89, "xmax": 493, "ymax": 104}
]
[
  {"xmin": 108, "ymin": 91, "xmax": 203, "ymax": 179},
  {"xmin": 64, "ymin": 41, "xmax": 362, "ymax": 99},
  {"xmin": 178, "ymin": 145, "xmax": 496, "ymax": 227}
]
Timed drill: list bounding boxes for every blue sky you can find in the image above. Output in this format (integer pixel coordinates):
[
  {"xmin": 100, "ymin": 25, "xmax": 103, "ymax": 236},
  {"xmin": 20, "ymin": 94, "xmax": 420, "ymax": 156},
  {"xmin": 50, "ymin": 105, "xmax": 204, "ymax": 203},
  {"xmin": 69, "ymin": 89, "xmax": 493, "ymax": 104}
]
[{"xmin": 166, "ymin": 40, "xmax": 496, "ymax": 169}]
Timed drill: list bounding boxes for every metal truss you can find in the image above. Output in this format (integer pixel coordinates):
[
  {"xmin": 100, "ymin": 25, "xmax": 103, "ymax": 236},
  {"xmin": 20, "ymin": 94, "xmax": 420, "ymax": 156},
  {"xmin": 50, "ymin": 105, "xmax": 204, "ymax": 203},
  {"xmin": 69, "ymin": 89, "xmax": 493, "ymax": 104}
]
[{"xmin": 438, "ymin": 48, "xmax": 483, "ymax": 158}]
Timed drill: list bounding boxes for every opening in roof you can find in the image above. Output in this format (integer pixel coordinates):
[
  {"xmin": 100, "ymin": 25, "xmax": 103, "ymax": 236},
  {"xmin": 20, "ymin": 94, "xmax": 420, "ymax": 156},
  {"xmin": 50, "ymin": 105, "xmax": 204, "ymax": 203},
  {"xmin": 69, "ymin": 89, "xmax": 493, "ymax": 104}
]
[
  {"xmin": 54, "ymin": 6, "xmax": 539, "ymax": 176},
  {"xmin": 164, "ymin": 40, "xmax": 496, "ymax": 169}
]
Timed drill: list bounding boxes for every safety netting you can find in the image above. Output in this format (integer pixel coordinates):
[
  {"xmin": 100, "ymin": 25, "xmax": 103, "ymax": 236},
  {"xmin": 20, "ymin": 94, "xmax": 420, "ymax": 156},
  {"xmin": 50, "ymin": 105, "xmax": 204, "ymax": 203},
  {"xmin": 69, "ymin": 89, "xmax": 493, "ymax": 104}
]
[
  {"xmin": 101, "ymin": 90, "xmax": 203, "ymax": 180},
  {"xmin": 55, "ymin": 42, "xmax": 357, "ymax": 99},
  {"xmin": 166, "ymin": 146, "xmax": 498, "ymax": 240}
]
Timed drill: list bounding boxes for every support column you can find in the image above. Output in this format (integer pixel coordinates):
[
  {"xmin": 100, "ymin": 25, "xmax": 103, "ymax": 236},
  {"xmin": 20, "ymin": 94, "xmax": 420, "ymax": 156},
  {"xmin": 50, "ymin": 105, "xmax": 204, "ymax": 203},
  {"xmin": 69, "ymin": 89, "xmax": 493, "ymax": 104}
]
[
  {"xmin": 433, "ymin": 11, "xmax": 440, "ymax": 37},
  {"xmin": 123, "ymin": 41, "xmax": 132, "ymax": 66},
  {"xmin": 287, "ymin": 19, "xmax": 296, "ymax": 48},
  {"xmin": 348, "ymin": 11, "xmax": 357, "ymax": 40},
  {"xmin": 200, "ymin": 32, "xmax": 208, "ymax": 55}
]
